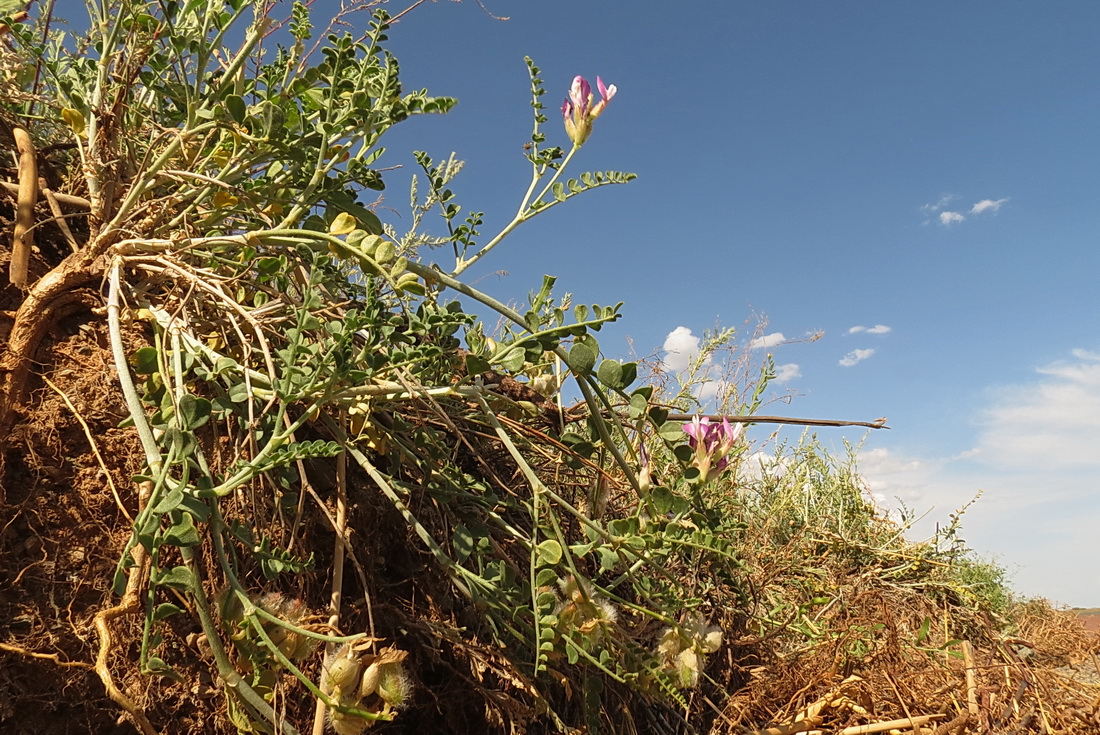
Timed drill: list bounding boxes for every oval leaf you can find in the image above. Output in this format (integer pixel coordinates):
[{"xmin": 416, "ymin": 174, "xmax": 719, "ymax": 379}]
[
  {"xmin": 568, "ymin": 342, "xmax": 597, "ymax": 374},
  {"xmin": 536, "ymin": 539, "xmax": 563, "ymax": 566},
  {"xmin": 328, "ymin": 211, "xmax": 357, "ymax": 235},
  {"xmin": 596, "ymin": 358, "xmax": 624, "ymax": 389},
  {"xmin": 132, "ymin": 347, "xmax": 160, "ymax": 375}
]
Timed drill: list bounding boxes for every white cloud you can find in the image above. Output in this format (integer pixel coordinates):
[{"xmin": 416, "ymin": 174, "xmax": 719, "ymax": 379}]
[
  {"xmin": 849, "ymin": 324, "xmax": 892, "ymax": 335},
  {"xmin": 695, "ymin": 377, "xmax": 729, "ymax": 401},
  {"xmin": 921, "ymin": 194, "xmax": 956, "ymax": 213},
  {"xmin": 660, "ymin": 327, "xmax": 729, "ymax": 402},
  {"xmin": 857, "ymin": 447, "xmax": 942, "ymax": 513},
  {"xmin": 857, "ymin": 347, "xmax": 1100, "ymax": 606},
  {"xmin": 970, "ymin": 198, "xmax": 1008, "ymax": 215},
  {"xmin": 773, "ymin": 363, "xmax": 801, "ymax": 384},
  {"xmin": 750, "ymin": 332, "xmax": 787, "ymax": 350},
  {"xmin": 661, "ymin": 326, "xmax": 702, "ymax": 373},
  {"xmin": 838, "ymin": 348, "xmax": 875, "ymax": 367},
  {"xmin": 739, "ymin": 451, "xmax": 789, "ymax": 483},
  {"xmin": 975, "ymin": 349, "xmax": 1100, "ymax": 470},
  {"xmin": 939, "ymin": 211, "xmax": 965, "ymax": 226}
]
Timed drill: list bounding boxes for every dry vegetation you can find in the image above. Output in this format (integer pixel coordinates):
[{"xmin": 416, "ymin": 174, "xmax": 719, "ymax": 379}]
[{"xmin": 2, "ymin": 2, "xmax": 1098, "ymax": 734}]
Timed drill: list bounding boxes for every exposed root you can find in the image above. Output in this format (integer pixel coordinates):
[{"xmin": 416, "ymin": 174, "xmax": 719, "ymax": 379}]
[
  {"xmin": 91, "ymin": 480, "xmax": 159, "ymax": 735},
  {"xmin": 0, "ymin": 257, "xmax": 101, "ymax": 435},
  {"xmin": 0, "ymin": 641, "xmax": 94, "ymax": 670}
]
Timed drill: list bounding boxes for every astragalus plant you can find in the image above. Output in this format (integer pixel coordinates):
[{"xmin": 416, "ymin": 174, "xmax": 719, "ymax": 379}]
[{"xmin": 0, "ymin": 1, "xmax": 762, "ymax": 732}]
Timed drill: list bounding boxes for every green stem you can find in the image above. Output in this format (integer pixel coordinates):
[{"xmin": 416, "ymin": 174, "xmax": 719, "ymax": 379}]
[
  {"xmin": 181, "ymin": 542, "xmax": 302, "ymax": 735},
  {"xmin": 451, "ymin": 145, "xmax": 579, "ymax": 277},
  {"xmin": 106, "ymin": 260, "xmax": 161, "ymax": 469},
  {"xmin": 529, "ymin": 145, "xmax": 579, "ymax": 210}
]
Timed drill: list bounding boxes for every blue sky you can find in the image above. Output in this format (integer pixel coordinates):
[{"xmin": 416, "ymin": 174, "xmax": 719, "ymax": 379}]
[
  {"xmin": 372, "ymin": 0, "xmax": 1100, "ymax": 606},
  {"xmin": 49, "ymin": 0, "xmax": 1100, "ymax": 605}
]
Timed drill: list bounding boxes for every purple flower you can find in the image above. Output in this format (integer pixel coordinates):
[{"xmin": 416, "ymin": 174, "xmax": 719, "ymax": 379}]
[
  {"xmin": 563, "ymin": 75, "xmax": 616, "ymax": 147},
  {"xmin": 682, "ymin": 416, "xmax": 742, "ymax": 480}
]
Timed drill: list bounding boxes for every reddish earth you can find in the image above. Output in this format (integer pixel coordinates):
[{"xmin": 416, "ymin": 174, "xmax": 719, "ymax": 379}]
[{"xmin": 1078, "ymin": 612, "xmax": 1100, "ymax": 634}]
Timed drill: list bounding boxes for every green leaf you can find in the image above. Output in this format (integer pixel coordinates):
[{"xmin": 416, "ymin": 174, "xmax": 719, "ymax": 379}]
[
  {"xmin": 535, "ymin": 568, "xmax": 558, "ymax": 588},
  {"xmin": 374, "ymin": 240, "xmax": 395, "ymax": 264},
  {"xmin": 151, "ymin": 487, "xmax": 184, "ymax": 514},
  {"xmin": 154, "ymin": 602, "xmax": 184, "ymax": 621},
  {"xmin": 651, "ymin": 486, "xmax": 688, "ymax": 516},
  {"xmin": 628, "ymin": 393, "xmax": 648, "ymax": 420},
  {"xmin": 465, "ymin": 353, "xmax": 491, "ymax": 376},
  {"xmin": 162, "ymin": 513, "xmax": 201, "ymax": 548},
  {"xmin": 177, "ymin": 394, "xmax": 211, "ymax": 430},
  {"xmin": 658, "ymin": 420, "xmax": 686, "ymax": 441},
  {"xmin": 132, "ymin": 347, "xmax": 160, "ymax": 375},
  {"xmin": 498, "ymin": 347, "xmax": 525, "ymax": 373},
  {"xmin": 224, "ymin": 94, "xmax": 246, "ymax": 123},
  {"xmin": 452, "ymin": 524, "xmax": 474, "ymax": 563},
  {"xmin": 619, "ymin": 362, "xmax": 638, "ymax": 387},
  {"xmin": 227, "ymin": 381, "xmax": 251, "ymax": 403},
  {"xmin": 155, "ymin": 565, "xmax": 195, "ymax": 591},
  {"xmin": 536, "ymin": 539, "xmax": 563, "ymax": 566},
  {"xmin": 915, "ymin": 617, "xmax": 931, "ymax": 645},
  {"xmin": 568, "ymin": 341, "xmax": 597, "ymax": 374},
  {"xmin": 597, "ymin": 547, "xmax": 618, "ymax": 573},
  {"xmin": 143, "ymin": 656, "xmax": 182, "ymax": 681},
  {"xmin": 596, "ymin": 359, "xmax": 623, "ymax": 389},
  {"xmin": 394, "ymin": 272, "xmax": 423, "ymax": 294}
]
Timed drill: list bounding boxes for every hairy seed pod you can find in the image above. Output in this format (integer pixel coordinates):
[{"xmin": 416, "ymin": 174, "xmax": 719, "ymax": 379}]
[
  {"xmin": 328, "ymin": 708, "xmax": 374, "ymax": 735},
  {"xmin": 376, "ymin": 663, "xmax": 412, "ymax": 710},
  {"xmin": 322, "ymin": 645, "xmax": 362, "ymax": 696}
]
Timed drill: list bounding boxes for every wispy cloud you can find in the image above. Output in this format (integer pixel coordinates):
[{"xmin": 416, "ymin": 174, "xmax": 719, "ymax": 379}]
[
  {"xmin": 773, "ymin": 363, "xmax": 801, "ymax": 384},
  {"xmin": 849, "ymin": 324, "xmax": 892, "ymax": 335},
  {"xmin": 839, "ymin": 348, "xmax": 875, "ymax": 367},
  {"xmin": 858, "ymin": 347, "xmax": 1100, "ymax": 606},
  {"xmin": 920, "ymin": 194, "xmax": 957, "ymax": 213},
  {"xmin": 923, "ymin": 195, "xmax": 1008, "ymax": 226},
  {"xmin": 970, "ymin": 198, "xmax": 1008, "ymax": 215},
  {"xmin": 975, "ymin": 348, "xmax": 1100, "ymax": 470},
  {"xmin": 750, "ymin": 332, "xmax": 787, "ymax": 350}
]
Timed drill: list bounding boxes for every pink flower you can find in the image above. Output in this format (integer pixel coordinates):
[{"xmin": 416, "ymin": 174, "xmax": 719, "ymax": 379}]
[
  {"xmin": 562, "ymin": 75, "xmax": 616, "ymax": 147},
  {"xmin": 682, "ymin": 416, "xmax": 742, "ymax": 480}
]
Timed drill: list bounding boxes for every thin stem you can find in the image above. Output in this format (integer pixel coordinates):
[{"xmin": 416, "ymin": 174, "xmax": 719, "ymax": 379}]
[{"xmin": 451, "ymin": 145, "xmax": 579, "ymax": 277}]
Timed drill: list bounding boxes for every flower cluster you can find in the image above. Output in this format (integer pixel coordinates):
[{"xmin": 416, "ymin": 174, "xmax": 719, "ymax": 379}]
[
  {"xmin": 682, "ymin": 416, "xmax": 742, "ymax": 482},
  {"xmin": 562, "ymin": 75, "xmax": 617, "ymax": 147},
  {"xmin": 655, "ymin": 613, "xmax": 724, "ymax": 689}
]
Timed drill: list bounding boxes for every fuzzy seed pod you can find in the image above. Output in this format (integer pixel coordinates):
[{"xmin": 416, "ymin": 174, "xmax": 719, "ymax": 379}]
[
  {"xmin": 376, "ymin": 663, "xmax": 412, "ymax": 710},
  {"xmin": 328, "ymin": 708, "xmax": 375, "ymax": 735},
  {"xmin": 322, "ymin": 645, "xmax": 362, "ymax": 697}
]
